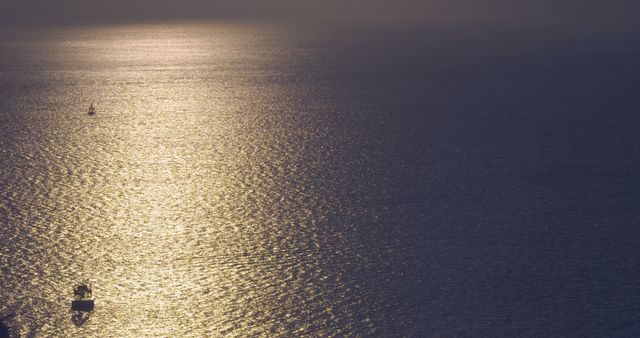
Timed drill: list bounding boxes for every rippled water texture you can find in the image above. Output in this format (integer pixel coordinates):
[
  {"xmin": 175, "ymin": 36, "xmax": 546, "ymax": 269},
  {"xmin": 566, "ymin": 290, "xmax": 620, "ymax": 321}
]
[{"xmin": 2, "ymin": 23, "xmax": 640, "ymax": 336}]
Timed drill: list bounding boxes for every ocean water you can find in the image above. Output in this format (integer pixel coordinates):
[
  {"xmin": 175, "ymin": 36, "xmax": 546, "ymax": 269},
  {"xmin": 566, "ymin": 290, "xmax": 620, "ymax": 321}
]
[{"xmin": 1, "ymin": 22, "xmax": 640, "ymax": 337}]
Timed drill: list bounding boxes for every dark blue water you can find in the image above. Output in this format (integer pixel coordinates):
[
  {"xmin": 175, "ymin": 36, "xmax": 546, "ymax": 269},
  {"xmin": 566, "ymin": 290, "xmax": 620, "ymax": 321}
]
[
  {"xmin": 278, "ymin": 28, "xmax": 640, "ymax": 336},
  {"xmin": 1, "ymin": 23, "xmax": 640, "ymax": 336}
]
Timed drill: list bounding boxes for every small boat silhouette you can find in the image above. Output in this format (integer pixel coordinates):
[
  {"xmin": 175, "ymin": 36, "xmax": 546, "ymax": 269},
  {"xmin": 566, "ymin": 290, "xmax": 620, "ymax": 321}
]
[
  {"xmin": 88, "ymin": 104, "xmax": 96, "ymax": 115},
  {"xmin": 72, "ymin": 283, "xmax": 94, "ymax": 311},
  {"xmin": 71, "ymin": 283, "xmax": 94, "ymax": 326}
]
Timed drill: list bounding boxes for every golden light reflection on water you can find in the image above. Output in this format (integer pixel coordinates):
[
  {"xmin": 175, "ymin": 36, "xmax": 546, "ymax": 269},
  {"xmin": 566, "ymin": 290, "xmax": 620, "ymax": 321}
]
[
  {"xmin": 84, "ymin": 37, "xmax": 251, "ymax": 335},
  {"xmin": 1, "ymin": 22, "xmax": 379, "ymax": 337}
]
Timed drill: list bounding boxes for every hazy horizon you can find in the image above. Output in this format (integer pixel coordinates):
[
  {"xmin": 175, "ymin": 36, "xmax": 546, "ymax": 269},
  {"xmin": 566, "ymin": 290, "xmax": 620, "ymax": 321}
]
[{"xmin": 2, "ymin": 0, "xmax": 640, "ymax": 33}]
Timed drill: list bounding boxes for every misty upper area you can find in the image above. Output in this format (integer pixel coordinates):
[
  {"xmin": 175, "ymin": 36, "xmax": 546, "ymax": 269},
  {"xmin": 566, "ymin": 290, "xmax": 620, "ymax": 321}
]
[
  {"xmin": 2, "ymin": 0, "xmax": 639, "ymax": 70},
  {"xmin": 2, "ymin": 0, "xmax": 640, "ymax": 36}
]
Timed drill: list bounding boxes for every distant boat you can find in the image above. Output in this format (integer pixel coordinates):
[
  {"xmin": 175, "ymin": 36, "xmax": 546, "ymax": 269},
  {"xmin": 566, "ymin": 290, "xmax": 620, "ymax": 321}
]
[
  {"xmin": 71, "ymin": 283, "xmax": 94, "ymax": 326},
  {"xmin": 88, "ymin": 104, "xmax": 96, "ymax": 115},
  {"xmin": 71, "ymin": 283, "xmax": 94, "ymax": 312}
]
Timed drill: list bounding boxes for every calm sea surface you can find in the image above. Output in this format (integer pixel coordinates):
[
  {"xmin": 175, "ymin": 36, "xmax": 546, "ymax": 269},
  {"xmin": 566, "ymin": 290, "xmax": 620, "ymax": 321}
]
[{"xmin": 1, "ymin": 22, "xmax": 640, "ymax": 337}]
